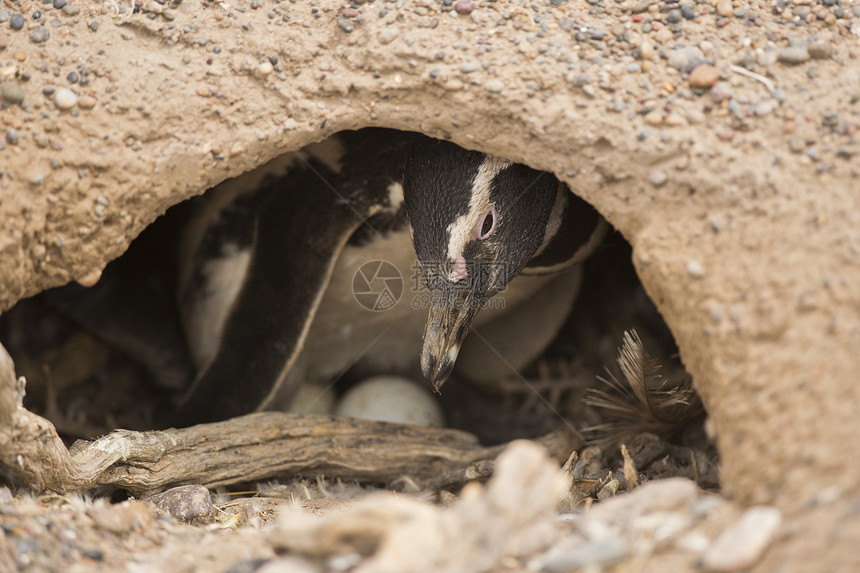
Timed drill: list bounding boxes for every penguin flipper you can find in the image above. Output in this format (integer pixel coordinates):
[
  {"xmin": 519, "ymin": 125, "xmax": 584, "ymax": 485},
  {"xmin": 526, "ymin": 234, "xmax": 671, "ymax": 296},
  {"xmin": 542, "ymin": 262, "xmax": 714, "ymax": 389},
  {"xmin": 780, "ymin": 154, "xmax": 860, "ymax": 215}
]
[{"xmin": 173, "ymin": 168, "xmax": 369, "ymax": 427}]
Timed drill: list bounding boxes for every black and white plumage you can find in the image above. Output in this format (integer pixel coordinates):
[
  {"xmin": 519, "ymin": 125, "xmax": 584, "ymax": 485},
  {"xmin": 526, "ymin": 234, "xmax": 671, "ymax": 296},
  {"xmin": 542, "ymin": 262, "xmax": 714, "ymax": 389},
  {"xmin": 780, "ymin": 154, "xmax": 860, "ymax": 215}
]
[
  {"xmin": 403, "ymin": 137, "xmax": 606, "ymax": 390},
  {"xmin": 153, "ymin": 129, "xmax": 605, "ymax": 426}
]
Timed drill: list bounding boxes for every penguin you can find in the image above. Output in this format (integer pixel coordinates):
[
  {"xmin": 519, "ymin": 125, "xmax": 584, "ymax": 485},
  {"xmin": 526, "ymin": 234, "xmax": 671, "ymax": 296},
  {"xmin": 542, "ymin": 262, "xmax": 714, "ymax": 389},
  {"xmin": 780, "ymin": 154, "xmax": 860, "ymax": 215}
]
[{"xmin": 173, "ymin": 128, "xmax": 607, "ymax": 426}]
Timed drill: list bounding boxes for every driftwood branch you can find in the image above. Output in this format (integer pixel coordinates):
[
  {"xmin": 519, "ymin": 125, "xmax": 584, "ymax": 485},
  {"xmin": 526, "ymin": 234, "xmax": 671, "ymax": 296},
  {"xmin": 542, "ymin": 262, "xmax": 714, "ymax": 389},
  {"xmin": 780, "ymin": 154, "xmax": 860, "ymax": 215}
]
[{"xmin": 0, "ymin": 344, "xmax": 580, "ymax": 496}]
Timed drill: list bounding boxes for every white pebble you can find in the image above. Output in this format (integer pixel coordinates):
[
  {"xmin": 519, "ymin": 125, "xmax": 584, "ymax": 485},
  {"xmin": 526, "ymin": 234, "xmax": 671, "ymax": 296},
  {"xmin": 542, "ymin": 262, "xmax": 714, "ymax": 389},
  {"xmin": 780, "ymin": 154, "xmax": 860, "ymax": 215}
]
[
  {"xmin": 701, "ymin": 506, "xmax": 782, "ymax": 571},
  {"xmin": 335, "ymin": 375, "xmax": 444, "ymax": 427},
  {"xmin": 648, "ymin": 170, "xmax": 667, "ymax": 187},
  {"xmin": 378, "ymin": 28, "xmax": 400, "ymax": 45},
  {"xmin": 709, "ymin": 216, "xmax": 726, "ymax": 232},
  {"xmin": 484, "ymin": 79, "xmax": 504, "ymax": 93},
  {"xmin": 54, "ymin": 88, "xmax": 78, "ymax": 110},
  {"xmin": 686, "ymin": 260, "xmax": 705, "ymax": 278},
  {"xmin": 258, "ymin": 61, "xmax": 274, "ymax": 76}
]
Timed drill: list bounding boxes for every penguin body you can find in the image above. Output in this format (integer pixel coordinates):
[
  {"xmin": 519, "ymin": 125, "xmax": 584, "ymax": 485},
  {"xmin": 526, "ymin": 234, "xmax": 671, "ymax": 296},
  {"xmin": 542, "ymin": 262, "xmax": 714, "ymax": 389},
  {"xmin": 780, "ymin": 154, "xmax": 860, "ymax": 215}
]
[{"xmin": 175, "ymin": 129, "xmax": 594, "ymax": 424}]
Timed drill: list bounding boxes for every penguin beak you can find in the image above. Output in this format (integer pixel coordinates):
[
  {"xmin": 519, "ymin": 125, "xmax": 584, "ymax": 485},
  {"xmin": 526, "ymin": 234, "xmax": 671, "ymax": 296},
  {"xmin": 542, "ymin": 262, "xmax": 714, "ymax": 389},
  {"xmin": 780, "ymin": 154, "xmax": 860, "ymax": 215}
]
[{"xmin": 420, "ymin": 285, "xmax": 481, "ymax": 392}]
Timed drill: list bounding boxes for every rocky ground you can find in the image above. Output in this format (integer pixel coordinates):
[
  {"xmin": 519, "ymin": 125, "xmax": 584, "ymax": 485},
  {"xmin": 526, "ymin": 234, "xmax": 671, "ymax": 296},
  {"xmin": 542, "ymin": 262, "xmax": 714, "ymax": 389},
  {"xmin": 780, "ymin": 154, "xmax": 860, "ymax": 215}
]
[{"xmin": 1, "ymin": 0, "xmax": 860, "ymax": 570}]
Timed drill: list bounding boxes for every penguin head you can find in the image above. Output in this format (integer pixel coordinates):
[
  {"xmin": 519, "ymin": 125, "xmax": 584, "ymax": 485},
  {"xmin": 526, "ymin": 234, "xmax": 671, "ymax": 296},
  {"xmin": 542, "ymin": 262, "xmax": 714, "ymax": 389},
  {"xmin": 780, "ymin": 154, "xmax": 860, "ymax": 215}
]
[{"xmin": 403, "ymin": 137, "xmax": 559, "ymax": 391}]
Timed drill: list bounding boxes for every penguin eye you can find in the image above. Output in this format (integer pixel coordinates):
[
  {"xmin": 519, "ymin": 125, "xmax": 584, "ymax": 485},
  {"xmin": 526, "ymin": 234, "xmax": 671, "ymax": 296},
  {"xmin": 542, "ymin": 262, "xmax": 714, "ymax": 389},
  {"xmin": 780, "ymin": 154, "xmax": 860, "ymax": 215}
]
[{"xmin": 475, "ymin": 206, "xmax": 497, "ymax": 240}]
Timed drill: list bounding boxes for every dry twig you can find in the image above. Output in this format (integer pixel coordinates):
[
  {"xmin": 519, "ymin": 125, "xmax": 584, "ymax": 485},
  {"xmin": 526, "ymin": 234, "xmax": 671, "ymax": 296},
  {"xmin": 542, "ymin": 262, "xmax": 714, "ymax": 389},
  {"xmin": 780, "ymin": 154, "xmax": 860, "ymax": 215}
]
[{"xmin": 0, "ymin": 344, "xmax": 579, "ymax": 496}]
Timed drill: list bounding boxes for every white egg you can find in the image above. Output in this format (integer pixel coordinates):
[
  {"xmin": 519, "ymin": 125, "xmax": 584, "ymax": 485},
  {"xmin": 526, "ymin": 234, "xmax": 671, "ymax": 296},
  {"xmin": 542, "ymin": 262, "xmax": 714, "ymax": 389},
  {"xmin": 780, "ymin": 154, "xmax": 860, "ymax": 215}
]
[
  {"xmin": 334, "ymin": 375, "xmax": 445, "ymax": 427},
  {"xmin": 287, "ymin": 381, "xmax": 337, "ymax": 415}
]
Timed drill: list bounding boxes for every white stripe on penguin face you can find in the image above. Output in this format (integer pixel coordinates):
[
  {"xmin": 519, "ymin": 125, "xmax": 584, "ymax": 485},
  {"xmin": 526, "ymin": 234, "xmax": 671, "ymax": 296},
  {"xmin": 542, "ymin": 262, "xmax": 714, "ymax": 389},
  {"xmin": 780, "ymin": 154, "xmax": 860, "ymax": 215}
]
[{"xmin": 444, "ymin": 155, "xmax": 512, "ymax": 282}]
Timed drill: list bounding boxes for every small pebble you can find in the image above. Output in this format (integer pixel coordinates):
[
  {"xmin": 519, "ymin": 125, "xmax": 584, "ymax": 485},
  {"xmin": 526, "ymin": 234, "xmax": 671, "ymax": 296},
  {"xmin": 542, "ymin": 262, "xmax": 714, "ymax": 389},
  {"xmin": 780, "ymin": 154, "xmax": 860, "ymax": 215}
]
[
  {"xmin": 67, "ymin": 71, "xmax": 80, "ymax": 84},
  {"xmin": 258, "ymin": 61, "xmax": 274, "ymax": 75},
  {"xmin": 378, "ymin": 28, "xmax": 399, "ymax": 44},
  {"xmin": 715, "ymin": 126, "xmax": 734, "ymax": 142},
  {"xmin": 5, "ymin": 129, "xmax": 19, "ymax": 146},
  {"xmin": 709, "ymin": 216, "xmax": 726, "ymax": 232},
  {"xmin": 684, "ymin": 107, "xmax": 706, "ymax": 124},
  {"xmin": 668, "ymin": 48, "xmax": 704, "ymax": 73},
  {"xmin": 0, "ymin": 12, "xmax": 8, "ymax": 24},
  {"xmin": 666, "ymin": 9, "xmax": 682, "ymax": 23},
  {"xmin": 702, "ymin": 507, "xmax": 781, "ymax": 572},
  {"xmin": 53, "ymin": 0, "xmax": 67, "ymax": 8},
  {"xmin": 788, "ymin": 135, "xmax": 806, "ymax": 153},
  {"xmin": 665, "ymin": 112, "xmax": 686, "ymax": 126},
  {"xmin": 1, "ymin": 81, "xmax": 25, "ymax": 105},
  {"xmin": 88, "ymin": 21, "xmax": 99, "ymax": 32},
  {"xmin": 681, "ymin": 5, "xmax": 695, "ymax": 19},
  {"xmin": 632, "ymin": 0, "xmax": 656, "ymax": 13},
  {"xmin": 808, "ymin": 41, "xmax": 832, "ymax": 60},
  {"xmin": 777, "ymin": 46, "xmax": 810, "ymax": 65},
  {"xmin": 460, "ymin": 62, "xmax": 479, "ymax": 73},
  {"xmin": 337, "ymin": 15, "xmax": 355, "ymax": 33},
  {"xmin": 689, "ymin": 64, "xmax": 719, "ymax": 88},
  {"xmin": 78, "ymin": 95, "xmax": 96, "ymax": 109},
  {"xmin": 710, "ymin": 81, "xmax": 733, "ymax": 103},
  {"xmin": 30, "ymin": 27, "xmax": 50, "ymax": 43},
  {"xmin": 146, "ymin": 485, "xmax": 214, "ymax": 525},
  {"xmin": 648, "ymin": 170, "xmax": 668, "ymax": 187},
  {"xmin": 686, "ymin": 260, "xmax": 705, "ymax": 278},
  {"xmin": 54, "ymin": 87, "xmax": 78, "ymax": 109},
  {"xmin": 654, "ymin": 27, "xmax": 673, "ymax": 44},
  {"xmin": 453, "ymin": 0, "xmax": 475, "ymax": 15},
  {"xmin": 715, "ymin": 0, "xmax": 733, "ymax": 17},
  {"xmin": 10, "ymin": 13, "xmax": 25, "ymax": 30},
  {"xmin": 484, "ymin": 79, "xmax": 504, "ymax": 92},
  {"xmin": 644, "ymin": 110, "xmax": 664, "ymax": 126},
  {"xmin": 753, "ymin": 100, "xmax": 774, "ymax": 117}
]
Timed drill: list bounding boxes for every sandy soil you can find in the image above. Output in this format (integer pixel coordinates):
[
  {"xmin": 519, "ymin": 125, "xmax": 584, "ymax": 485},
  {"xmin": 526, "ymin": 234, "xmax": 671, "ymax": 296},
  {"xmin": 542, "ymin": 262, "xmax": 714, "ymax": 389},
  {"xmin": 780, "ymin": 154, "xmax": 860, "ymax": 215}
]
[{"xmin": 1, "ymin": 0, "xmax": 860, "ymax": 569}]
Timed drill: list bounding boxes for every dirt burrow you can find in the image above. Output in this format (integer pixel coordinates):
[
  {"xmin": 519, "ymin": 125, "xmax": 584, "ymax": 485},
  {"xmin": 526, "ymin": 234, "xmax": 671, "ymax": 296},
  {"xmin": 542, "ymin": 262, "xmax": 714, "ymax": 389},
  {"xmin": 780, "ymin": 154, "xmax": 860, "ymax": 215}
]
[{"xmin": 1, "ymin": 0, "xmax": 860, "ymax": 569}]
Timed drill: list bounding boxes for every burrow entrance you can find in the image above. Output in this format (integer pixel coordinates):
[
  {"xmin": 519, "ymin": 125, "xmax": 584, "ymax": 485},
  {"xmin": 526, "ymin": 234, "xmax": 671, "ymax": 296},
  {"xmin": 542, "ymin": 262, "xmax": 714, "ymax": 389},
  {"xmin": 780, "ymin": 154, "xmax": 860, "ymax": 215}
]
[{"xmin": 0, "ymin": 129, "xmax": 717, "ymax": 496}]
